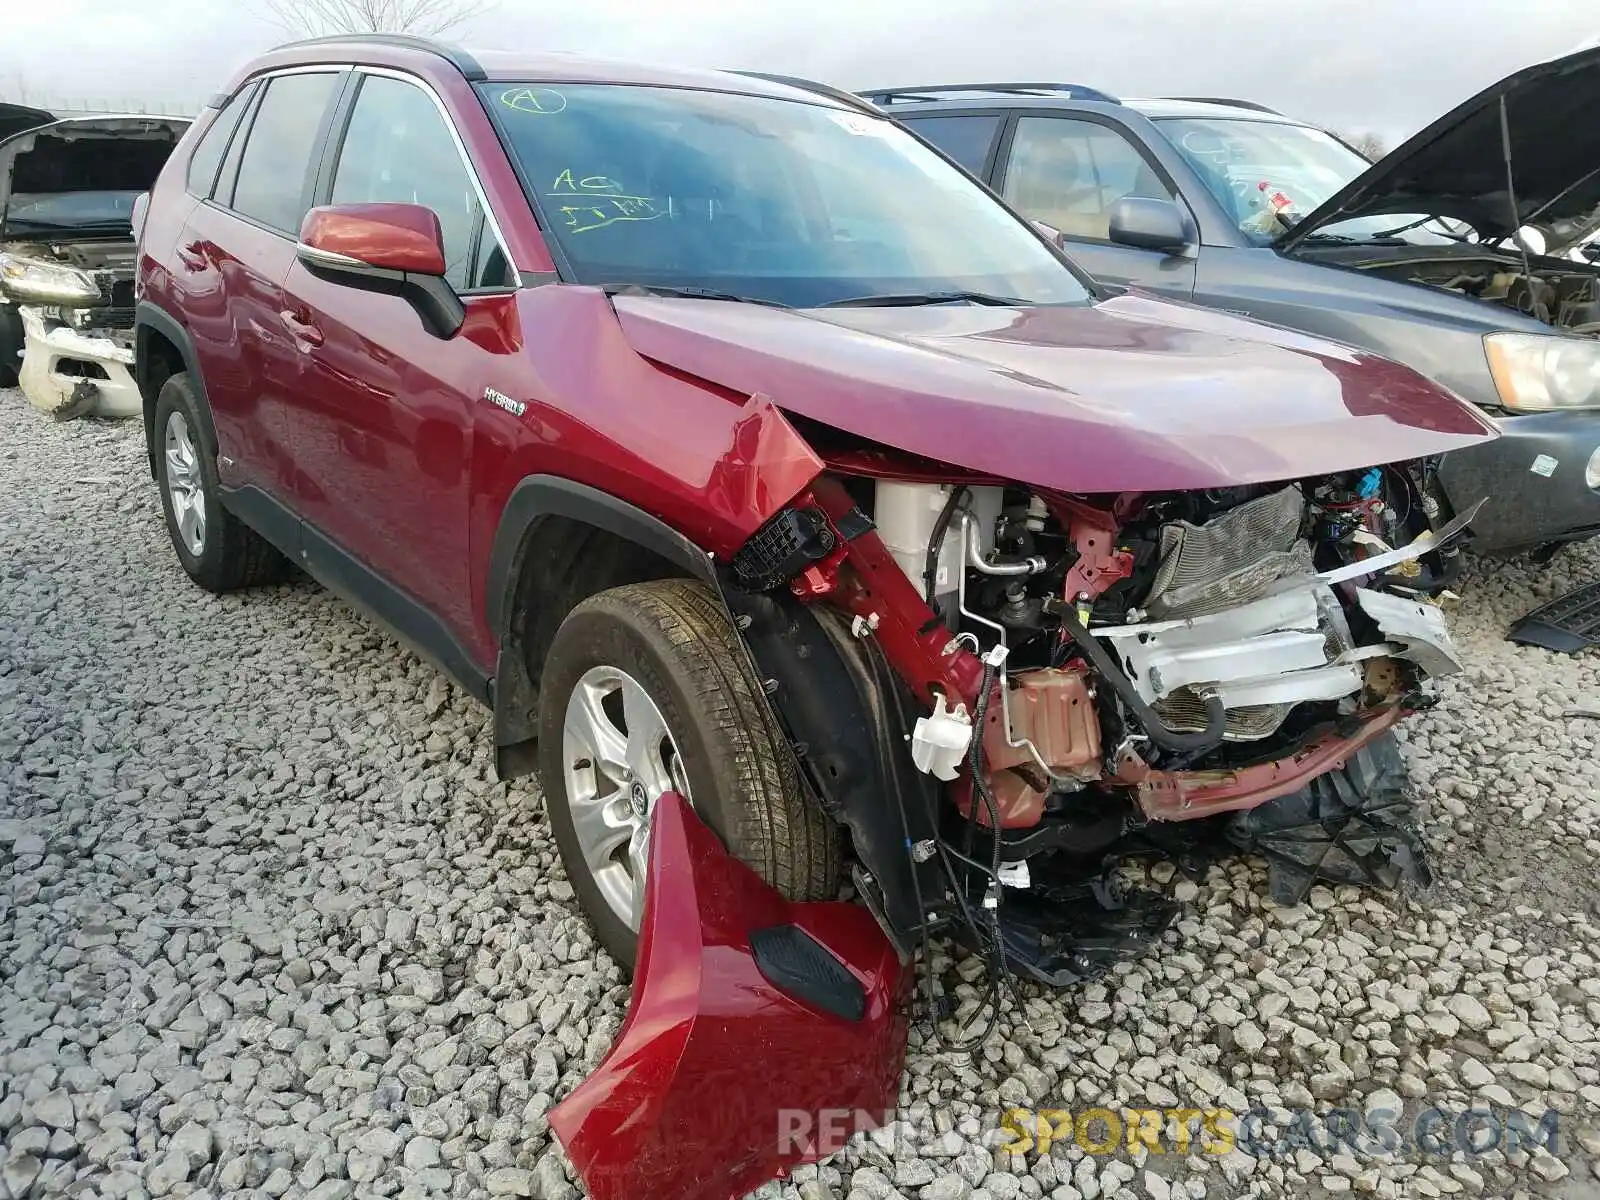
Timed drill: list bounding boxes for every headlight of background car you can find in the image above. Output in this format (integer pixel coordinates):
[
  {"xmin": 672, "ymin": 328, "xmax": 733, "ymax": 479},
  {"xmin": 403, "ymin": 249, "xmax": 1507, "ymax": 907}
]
[
  {"xmin": 1484, "ymin": 332, "xmax": 1600, "ymax": 411},
  {"xmin": 0, "ymin": 252, "xmax": 101, "ymax": 306}
]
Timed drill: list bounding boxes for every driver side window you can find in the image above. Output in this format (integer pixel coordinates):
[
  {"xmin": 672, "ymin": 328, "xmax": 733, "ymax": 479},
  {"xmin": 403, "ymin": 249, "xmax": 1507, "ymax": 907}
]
[
  {"xmin": 1002, "ymin": 117, "xmax": 1175, "ymax": 243},
  {"xmin": 331, "ymin": 74, "xmax": 488, "ymax": 290}
]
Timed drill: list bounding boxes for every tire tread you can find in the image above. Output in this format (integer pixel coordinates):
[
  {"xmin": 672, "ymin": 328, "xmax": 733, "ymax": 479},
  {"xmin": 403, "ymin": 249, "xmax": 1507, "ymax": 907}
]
[{"xmin": 584, "ymin": 579, "xmax": 841, "ymax": 900}]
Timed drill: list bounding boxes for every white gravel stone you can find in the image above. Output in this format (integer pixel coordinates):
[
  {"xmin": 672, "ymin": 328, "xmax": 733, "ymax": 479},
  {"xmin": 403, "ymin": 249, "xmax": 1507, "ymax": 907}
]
[
  {"xmin": 2, "ymin": 398, "xmax": 1598, "ymax": 1200},
  {"xmin": 1445, "ymin": 994, "xmax": 1494, "ymax": 1032}
]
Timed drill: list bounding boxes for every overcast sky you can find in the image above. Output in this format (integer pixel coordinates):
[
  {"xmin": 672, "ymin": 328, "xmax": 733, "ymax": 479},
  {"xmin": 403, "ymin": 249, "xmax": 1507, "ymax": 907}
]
[{"xmin": 2, "ymin": 0, "xmax": 1595, "ymax": 146}]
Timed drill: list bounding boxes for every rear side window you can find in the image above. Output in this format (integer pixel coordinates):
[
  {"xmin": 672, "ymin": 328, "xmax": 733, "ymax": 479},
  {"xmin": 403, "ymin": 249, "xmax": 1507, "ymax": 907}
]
[
  {"xmin": 330, "ymin": 74, "xmax": 485, "ymax": 289},
  {"xmin": 230, "ymin": 72, "xmax": 340, "ymax": 234},
  {"xmin": 1001, "ymin": 116, "xmax": 1176, "ymax": 242},
  {"xmin": 186, "ymin": 85, "xmax": 254, "ymax": 198},
  {"xmin": 902, "ymin": 115, "xmax": 1001, "ymax": 176}
]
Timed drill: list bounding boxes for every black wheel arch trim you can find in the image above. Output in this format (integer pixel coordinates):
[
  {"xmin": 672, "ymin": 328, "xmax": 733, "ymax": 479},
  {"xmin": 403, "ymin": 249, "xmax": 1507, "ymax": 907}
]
[
  {"xmin": 485, "ymin": 475, "xmax": 716, "ymax": 638},
  {"xmin": 485, "ymin": 476, "xmax": 716, "ymax": 780},
  {"xmin": 718, "ymin": 578, "xmax": 944, "ymax": 952},
  {"xmin": 135, "ymin": 301, "xmax": 220, "ymax": 478}
]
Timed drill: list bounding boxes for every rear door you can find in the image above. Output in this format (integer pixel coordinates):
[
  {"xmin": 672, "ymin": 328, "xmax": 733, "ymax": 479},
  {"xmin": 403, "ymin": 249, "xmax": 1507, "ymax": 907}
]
[
  {"xmin": 993, "ymin": 114, "xmax": 1196, "ymax": 299},
  {"xmin": 174, "ymin": 69, "xmax": 344, "ymax": 503}
]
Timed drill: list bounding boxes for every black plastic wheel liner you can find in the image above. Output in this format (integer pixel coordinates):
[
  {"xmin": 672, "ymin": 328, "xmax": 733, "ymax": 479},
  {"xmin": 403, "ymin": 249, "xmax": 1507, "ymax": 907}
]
[
  {"xmin": 939, "ymin": 732, "xmax": 1434, "ymax": 987},
  {"xmin": 1224, "ymin": 734, "xmax": 1433, "ymax": 906},
  {"xmin": 1508, "ymin": 580, "xmax": 1600, "ymax": 653},
  {"xmin": 985, "ymin": 872, "xmax": 1180, "ymax": 988}
]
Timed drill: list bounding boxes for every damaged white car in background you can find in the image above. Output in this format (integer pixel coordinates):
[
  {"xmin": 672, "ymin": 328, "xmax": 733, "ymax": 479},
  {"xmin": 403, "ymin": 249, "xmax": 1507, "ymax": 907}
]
[{"xmin": 0, "ymin": 112, "xmax": 188, "ymax": 419}]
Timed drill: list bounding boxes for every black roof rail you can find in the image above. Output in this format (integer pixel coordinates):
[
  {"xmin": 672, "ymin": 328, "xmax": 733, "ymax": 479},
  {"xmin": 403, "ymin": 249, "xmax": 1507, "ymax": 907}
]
[
  {"xmin": 858, "ymin": 83, "xmax": 1119, "ymax": 106},
  {"xmin": 730, "ymin": 71, "xmax": 882, "ymax": 115},
  {"xmin": 272, "ymin": 33, "xmax": 486, "ymax": 82},
  {"xmin": 1161, "ymin": 95, "xmax": 1282, "ymax": 115}
]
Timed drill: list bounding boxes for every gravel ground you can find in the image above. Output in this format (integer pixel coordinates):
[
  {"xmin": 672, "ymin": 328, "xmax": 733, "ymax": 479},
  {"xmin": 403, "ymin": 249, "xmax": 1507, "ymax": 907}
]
[{"xmin": 2, "ymin": 393, "xmax": 1599, "ymax": 1200}]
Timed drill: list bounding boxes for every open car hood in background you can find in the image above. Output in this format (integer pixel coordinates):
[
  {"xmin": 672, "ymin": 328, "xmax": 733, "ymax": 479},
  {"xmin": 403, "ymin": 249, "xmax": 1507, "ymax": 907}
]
[
  {"xmin": 0, "ymin": 115, "xmax": 191, "ymax": 238},
  {"xmin": 1278, "ymin": 45, "xmax": 1600, "ymax": 252},
  {"xmin": 0, "ymin": 102, "xmax": 55, "ymax": 146}
]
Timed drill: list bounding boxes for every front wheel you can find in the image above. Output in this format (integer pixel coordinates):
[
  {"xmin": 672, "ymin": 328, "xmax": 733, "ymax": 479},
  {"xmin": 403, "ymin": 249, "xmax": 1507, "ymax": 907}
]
[{"xmin": 537, "ymin": 579, "xmax": 841, "ymax": 969}]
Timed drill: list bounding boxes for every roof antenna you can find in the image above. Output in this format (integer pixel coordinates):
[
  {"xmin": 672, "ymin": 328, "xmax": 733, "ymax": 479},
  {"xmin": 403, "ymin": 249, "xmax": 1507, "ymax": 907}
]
[{"xmin": 1499, "ymin": 93, "xmax": 1546, "ymax": 320}]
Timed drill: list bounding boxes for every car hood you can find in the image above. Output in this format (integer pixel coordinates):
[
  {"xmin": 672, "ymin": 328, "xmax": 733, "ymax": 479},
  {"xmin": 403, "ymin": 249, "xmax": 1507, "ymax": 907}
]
[
  {"xmin": 0, "ymin": 115, "xmax": 190, "ymax": 239},
  {"xmin": 1279, "ymin": 45, "xmax": 1600, "ymax": 252},
  {"xmin": 613, "ymin": 293, "xmax": 1496, "ymax": 494}
]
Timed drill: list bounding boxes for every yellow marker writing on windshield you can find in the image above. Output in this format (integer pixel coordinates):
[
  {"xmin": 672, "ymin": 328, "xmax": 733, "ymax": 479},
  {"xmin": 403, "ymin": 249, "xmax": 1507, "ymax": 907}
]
[{"xmin": 501, "ymin": 87, "xmax": 567, "ymax": 115}]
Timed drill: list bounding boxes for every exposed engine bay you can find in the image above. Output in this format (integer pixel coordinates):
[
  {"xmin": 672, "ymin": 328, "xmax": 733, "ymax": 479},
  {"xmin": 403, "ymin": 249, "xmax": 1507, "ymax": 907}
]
[
  {"xmin": 1324, "ymin": 246, "xmax": 1600, "ymax": 333},
  {"xmin": 724, "ymin": 453, "xmax": 1470, "ymax": 1003},
  {"xmin": 857, "ymin": 459, "xmax": 1462, "ymax": 813}
]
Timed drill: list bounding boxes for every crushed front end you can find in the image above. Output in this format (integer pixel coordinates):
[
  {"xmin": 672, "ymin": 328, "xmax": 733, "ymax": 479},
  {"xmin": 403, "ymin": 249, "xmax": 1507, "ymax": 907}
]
[
  {"xmin": 2, "ymin": 241, "xmax": 140, "ymax": 419},
  {"xmin": 725, "ymin": 454, "xmax": 1473, "ymax": 995},
  {"xmin": 0, "ymin": 114, "xmax": 187, "ymax": 418}
]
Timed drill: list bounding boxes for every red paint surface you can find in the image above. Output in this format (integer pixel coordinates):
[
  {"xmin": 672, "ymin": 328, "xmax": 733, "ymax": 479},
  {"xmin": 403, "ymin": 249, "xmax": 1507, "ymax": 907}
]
[
  {"xmin": 550, "ymin": 793, "xmax": 909, "ymax": 1200},
  {"xmin": 1120, "ymin": 706, "xmax": 1406, "ymax": 821},
  {"xmin": 804, "ymin": 478, "xmax": 986, "ymax": 707},
  {"xmin": 299, "ymin": 203, "xmax": 448, "ymax": 275},
  {"xmin": 614, "ymin": 295, "xmax": 1497, "ymax": 494}
]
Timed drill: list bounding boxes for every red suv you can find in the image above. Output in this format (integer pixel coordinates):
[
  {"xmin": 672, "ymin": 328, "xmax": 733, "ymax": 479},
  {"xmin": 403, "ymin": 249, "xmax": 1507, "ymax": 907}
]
[{"xmin": 135, "ymin": 36, "xmax": 1495, "ymax": 991}]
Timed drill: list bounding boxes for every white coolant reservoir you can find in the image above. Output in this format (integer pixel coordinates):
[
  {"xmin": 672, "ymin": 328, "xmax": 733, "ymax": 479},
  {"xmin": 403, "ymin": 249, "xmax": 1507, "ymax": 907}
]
[{"xmin": 874, "ymin": 482, "xmax": 1004, "ymax": 605}]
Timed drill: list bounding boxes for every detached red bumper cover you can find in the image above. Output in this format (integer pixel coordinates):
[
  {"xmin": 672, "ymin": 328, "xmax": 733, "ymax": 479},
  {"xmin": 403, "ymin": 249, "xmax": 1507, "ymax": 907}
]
[{"xmin": 550, "ymin": 792, "xmax": 910, "ymax": 1200}]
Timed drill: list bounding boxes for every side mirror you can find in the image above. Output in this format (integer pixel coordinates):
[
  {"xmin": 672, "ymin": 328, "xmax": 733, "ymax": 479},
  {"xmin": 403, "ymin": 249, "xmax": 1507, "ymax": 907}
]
[
  {"xmin": 1107, "ymin": 196, "xmax": 1193, "ymax": 255},
  {"xmin": 297, "ymin": 203, "xmax": 464, "ymax": 338},
  {"xmin": 1031, "ymin": 219, "xmax": 1067, "ymax": 249}
]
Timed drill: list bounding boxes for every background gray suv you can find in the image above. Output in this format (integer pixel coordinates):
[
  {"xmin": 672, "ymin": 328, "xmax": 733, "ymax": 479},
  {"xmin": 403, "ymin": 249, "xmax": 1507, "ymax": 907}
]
[{"xmin": 863, "ymin": 48, "xmax": 1600, "ymax": 558}]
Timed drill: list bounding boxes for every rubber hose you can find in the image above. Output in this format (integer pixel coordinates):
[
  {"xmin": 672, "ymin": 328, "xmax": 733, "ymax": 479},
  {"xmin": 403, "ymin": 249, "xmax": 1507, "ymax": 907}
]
[
  {"xmin": 924, "ymin": 486, "xmax": 969, "ymax": 605},
  {"xmin": 1058, "ymin": 608, "xmax": 1228, "ymax": 753}
]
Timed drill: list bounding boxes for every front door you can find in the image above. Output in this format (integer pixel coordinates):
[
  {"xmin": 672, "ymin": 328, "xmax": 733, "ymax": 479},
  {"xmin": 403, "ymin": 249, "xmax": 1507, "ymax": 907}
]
[
  {"xmin": 998, "ymin": 115, "xmax": 1196, "ymax": 299},
  {"xmin": 278, "ymin": 70, "xmax": 512, "ymax": 648}
]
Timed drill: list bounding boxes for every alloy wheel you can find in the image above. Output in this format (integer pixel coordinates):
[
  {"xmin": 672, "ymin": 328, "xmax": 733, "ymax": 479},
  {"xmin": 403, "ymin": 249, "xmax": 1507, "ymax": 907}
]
[
  {"xmin": 164, "ymin": 410, "xmax": 207, "ymax": 557},
  {"xmin": 561, "ymin": 665, "xmax": 691, "ymax": 929}
]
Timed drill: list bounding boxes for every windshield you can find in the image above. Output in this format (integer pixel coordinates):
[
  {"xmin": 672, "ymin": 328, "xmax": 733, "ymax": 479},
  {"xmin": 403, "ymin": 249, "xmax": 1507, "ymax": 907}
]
[
  {"xmin": 4, "ymin": 190, "xmax": 140, "ymax": 232},
  {"xmin": 483, "ymin": 83, "xmax": 1092, "ymax": 307},
  {"xmin": 1154, "ymin": 117, "xmax": 1462, "ymax": 245}
]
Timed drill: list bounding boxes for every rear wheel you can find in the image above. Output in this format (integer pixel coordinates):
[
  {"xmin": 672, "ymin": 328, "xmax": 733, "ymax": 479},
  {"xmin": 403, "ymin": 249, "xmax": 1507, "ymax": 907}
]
[
  {"xmin": 537, "ymin": 579, "xmax": 841, "ymax": 969},
  {"xmin": 154, "ymin": 373, "xmax": 285, "ymax": 592}
]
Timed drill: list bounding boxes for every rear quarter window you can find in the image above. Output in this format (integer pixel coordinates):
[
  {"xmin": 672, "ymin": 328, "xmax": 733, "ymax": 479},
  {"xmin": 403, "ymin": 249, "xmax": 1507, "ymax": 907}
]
[
  {"xmin": 186, "ymin": 85, "xmax": 255, "ymax": 198},
  {"xmin": 901, "ymin": 115, "xmax": 1001, "ymax": 176}
]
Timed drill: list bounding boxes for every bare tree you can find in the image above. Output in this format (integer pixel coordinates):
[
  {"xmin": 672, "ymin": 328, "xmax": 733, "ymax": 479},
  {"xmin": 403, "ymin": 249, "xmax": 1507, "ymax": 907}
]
[
  {"xmin": 260, "ymin": 0, "xmax": 495, "ymax": 37},
  {"xmin": 1341, "ymin": 132, "xmax": 1388, "ymax": 162}
]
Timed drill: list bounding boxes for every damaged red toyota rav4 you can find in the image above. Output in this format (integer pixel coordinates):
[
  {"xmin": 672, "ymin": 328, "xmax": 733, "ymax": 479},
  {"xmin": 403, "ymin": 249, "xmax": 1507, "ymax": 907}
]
[{"xmin": 135, "ymin": 36, "xmax": 1495, "ymax": 1198}]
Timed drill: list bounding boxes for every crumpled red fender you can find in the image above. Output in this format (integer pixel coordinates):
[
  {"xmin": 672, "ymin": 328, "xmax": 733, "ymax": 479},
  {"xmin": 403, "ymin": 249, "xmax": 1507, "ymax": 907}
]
[{"xmin": 550, "ymin": 791, "xmax": 910, "ymax": 1200}]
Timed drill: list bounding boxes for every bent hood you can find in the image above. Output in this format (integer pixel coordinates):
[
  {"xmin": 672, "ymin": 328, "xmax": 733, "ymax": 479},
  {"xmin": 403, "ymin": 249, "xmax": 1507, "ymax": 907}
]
[
  {"xmin": 1279, "ymin": 46, "xmax": 1600, "ymax": 252},
  {"xmin": 613, "ymin": 293, "xmax": 1496, "ymax": 494},
  {"xmin": 0, "ymin": 116, "xmax": 191, "ymax": 238}
]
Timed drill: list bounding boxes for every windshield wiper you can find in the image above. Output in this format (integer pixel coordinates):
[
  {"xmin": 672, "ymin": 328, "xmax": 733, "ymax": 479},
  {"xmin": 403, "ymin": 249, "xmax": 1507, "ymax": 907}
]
[
  {"xmin": 1, "ymin": 218, "xmax": 117, "ymax": 232},
  {"xmin": 819, "ymin": 290, "xmax": 1026, "ymax": 308},
  {"xmin": 601, "ymin": 283, "xmax": 789, "ymax": 308}
]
